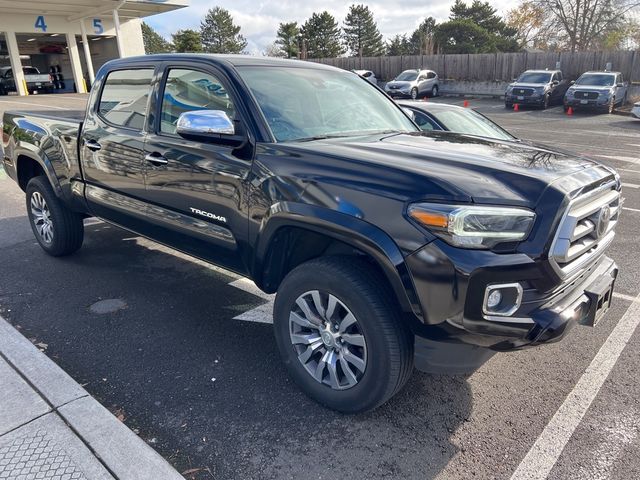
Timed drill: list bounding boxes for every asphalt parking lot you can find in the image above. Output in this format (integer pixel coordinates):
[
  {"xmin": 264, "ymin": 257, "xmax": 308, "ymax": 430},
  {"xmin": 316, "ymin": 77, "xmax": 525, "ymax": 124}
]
[{"xmin": 1, "ymin": 93, "xmax": 639, "ymax": 480}]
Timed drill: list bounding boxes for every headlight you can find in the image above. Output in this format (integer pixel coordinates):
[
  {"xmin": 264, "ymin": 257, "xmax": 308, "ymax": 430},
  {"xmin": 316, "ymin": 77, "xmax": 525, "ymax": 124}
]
[
  {"xmin": 599, "ymin": 90, "xmax": 611, "ymax": 98},
  {"xmin": 566, "ymin": 88, "xmax": 575, "ymax": 96},
  {"xmin": 408, "ymin": 203, "xmax": 536, "ymax": 249}
]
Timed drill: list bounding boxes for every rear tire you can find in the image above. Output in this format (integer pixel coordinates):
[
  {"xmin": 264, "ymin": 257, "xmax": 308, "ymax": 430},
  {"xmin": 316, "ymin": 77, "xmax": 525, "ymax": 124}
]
[
  {"xmin": 430, "ymin": 85, "xmax": 439, "ymax": 98},
  {"xmin": 26, "ymin": 176, "xmax": 84, "ymax": 256},
  {"xmin": 273, "ymin": 256, "xmax": 414, "ymax": 413}
]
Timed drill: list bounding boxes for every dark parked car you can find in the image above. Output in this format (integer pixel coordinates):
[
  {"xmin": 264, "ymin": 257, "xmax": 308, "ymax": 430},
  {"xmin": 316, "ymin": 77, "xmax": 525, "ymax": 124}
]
[
  {"xmin": 564, "ymin": 71, "xmax": 628, "ymax": 113},
  {"xmin": 0, "ymin": 66, "xmax": 55, "ymax": 95},
  {"xmin": 398, "ymin": 100, "xmax": 516, "ymax": 141},
  {"xmin": 2, "ymin": 55, "xmax": 620, "ymax": 413},
  {"xmin": 505, "ymin": 69, "xmax": 570, "ymax": 109}
]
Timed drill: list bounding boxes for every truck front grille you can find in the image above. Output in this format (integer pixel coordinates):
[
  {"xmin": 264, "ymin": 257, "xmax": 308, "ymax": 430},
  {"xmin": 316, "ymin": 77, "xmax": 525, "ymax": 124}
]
[
  {"xmin": 513, "ymin": 88, "xmax": 533, "ymax": 96},
  {"xmin": 551, "ymin": 182, "xmax": 621, "ymax": 276},
  {"xmin": 575, "ymin": 91, "xmax": 599, "ymax": 100}
]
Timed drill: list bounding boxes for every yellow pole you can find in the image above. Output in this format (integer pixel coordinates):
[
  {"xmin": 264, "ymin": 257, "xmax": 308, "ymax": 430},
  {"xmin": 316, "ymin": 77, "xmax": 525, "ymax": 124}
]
[
  {"xmin": 22, "ymin": 79, "xmax": 29, "ymax": 96},
  {"xmin": 82, "ymin": 78, "xmax": 88, "ymax": 94}
]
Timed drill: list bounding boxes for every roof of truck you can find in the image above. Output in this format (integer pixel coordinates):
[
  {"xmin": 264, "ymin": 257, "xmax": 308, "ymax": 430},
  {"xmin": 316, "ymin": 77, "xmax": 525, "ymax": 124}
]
[{"xmin": 107, "ymin": 54, "xmax": 339, "ymax": 71}]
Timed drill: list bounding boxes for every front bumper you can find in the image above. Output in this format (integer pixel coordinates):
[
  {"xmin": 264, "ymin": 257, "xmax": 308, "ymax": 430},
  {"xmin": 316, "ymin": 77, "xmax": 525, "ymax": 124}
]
[
  {"xmin": 505, "ymin": 94, "xmax": 544, "ymax": 105},
  {"xmin": 406, "ymin": 240, "xmax": 618, "ymax": 352},
  {"xmin": 386, "ymin": 90, "xmax": 411, "ymax": 98},
  {"xmin": 564, "ymin": 97, "xmax": 610, "ymax": 109},
  {"xmin": 631, "ymin": 106, "xmax": 640, "ymax": 119}
]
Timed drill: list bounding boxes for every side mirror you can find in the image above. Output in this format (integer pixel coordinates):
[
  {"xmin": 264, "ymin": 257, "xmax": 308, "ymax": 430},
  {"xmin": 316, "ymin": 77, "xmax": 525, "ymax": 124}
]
[
  {"xmin": 552, "ymin": 80, "xmax": 559, "ymax": 86},
  {"xmin": 177, "ymin": 110, "xmax": 235, "ymax": 137},
  {"xmin": 616, "ymin": 82, "xmax": 624, "ymax": 87},
  {"xmin": 570, "ymin": 80, "xmax": 575, "ymax": 85},
  {"xmin": 402, "ymin": 107, "xmax": 416, "ymax": 121},
  {"xmin": 176, "ymin": 110, "xmax": 246, "ymax": 146}
]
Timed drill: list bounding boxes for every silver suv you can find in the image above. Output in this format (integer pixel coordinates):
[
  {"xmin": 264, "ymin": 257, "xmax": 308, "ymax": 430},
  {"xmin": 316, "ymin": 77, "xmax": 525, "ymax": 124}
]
[
  {"xmin": 564, "ymin": 71, "xmax": 628, "ymax": 113},
  {"xmin": 384, "ymin": 69, "xmax": 439, "ymax": 99}
]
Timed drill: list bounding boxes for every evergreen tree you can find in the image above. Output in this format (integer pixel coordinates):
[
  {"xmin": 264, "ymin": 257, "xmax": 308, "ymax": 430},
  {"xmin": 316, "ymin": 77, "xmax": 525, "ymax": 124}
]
[
  {"xmin": 409, "ymin": 17, "xmax": 437, "ymax": 55},
  {"xmin": 142, "ymin": 23, "xmax": 172, "ymax": 54},
  {"xmin": 200, "ymin": 7, "xmax": 247, "ymax": 54},
  {"xmin": 433, "ymin": 19, "xmax": 496, "ymax": 53},
  {"xmin": 448, "ymin": 0, "xmax": 519, "ymax": 51},
  {"xmin": 386, "ymin": 35, "xmax": 412, "ymax": 56},
  {"xmin": 342, "ymin": 4, "xmax": 385, "ymax": 57},
  {"xmin": 300, "ymin": 12, "xmax": 345, "ymax": 58},
  {"xmin": 172, "ymin": 29, "xmax": 203, "ymax": 53},
  {"xmin": 275, "ymin": 22, "xmax": 300, "ymax": 58}
]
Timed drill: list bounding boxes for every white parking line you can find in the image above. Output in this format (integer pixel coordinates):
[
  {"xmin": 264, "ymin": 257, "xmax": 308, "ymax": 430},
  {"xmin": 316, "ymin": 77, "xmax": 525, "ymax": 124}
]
[
  {"xmin": 0, "ymin": 99, "xmax": 69, "ymax": 110},
  {"xmin": 510, "ymin": 291, "xmax": 640, "ymax": 480},
  {"xmin": 622, "ymin": 183, "xmax": 640, "ymax": 189},
  {"xmin": 623, "ymin": 207, "xmax": 640, "ymax": 213},
  {"xmin": 613, "ymin": 292, "xmax": 640, "ymax": 303}
]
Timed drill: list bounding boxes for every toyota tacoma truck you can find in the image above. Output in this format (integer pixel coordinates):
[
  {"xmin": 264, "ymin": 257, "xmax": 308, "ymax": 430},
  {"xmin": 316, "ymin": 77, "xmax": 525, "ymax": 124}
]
[{"xmin": 2, "ymin": 55, "xmax": 621, "ymax": 413}]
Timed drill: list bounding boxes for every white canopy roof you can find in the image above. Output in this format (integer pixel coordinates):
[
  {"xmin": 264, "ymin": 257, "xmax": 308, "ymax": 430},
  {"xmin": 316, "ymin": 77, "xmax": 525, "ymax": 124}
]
[{"xmin": 0, "ymin": 0, "xmax": 188, "ymax": 21}]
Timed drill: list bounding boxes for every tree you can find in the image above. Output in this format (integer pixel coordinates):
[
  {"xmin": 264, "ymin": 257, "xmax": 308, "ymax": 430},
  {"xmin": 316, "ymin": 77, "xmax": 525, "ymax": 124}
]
[
  {"xmin": 433, "ymin": 19, "xmax": 495, "ymax": 53},
  {"xmin": 531, "ymin": 0, "xmax": 640, "ymax": 52},
  {"xmin": 506, "ymin": 1, "xmax": 547, "ymax": 49},
  {"xmin": 275, "ymin": 22, "xmax": 300, "ymax": 58},
  {"xmin": 410, "ymin": 17, "xmax": 437, "ymax": 54},
  {"xmin": 387, "ymin": 34, "xmax": 412, "ymax": 56},
  {"xmin": 300, "ymin": 11, "xmax": 345, "ymax": 58},
  {"xmin": 264, "ymin": 42, "xmax": 283, "ymax": 57},
  {"xmin": 172, "ymin": 29, "xmax": 203, "ymax": 53},
  {"xmin": 448, "ymin": 0, "xmax": 519, "ymax": 51},
  {"xmin": 342, "ymin": 4, "xmax": 385, "ymax": 57},
  {"xmin": 200, "ymin": 7, "xmax": 247, "ymax": 54},
  {"xmin": 142, "ymin": 23, "xmax": 172, "ymax": 54}
]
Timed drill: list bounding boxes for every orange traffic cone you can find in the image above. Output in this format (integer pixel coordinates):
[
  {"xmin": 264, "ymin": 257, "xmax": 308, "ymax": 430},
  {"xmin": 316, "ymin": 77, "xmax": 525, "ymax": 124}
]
[
  {"xmin": 463, "ymin": 99, "xmax": 469, "ymax": 108},
  {"xmin": 567, "ymin": 107, "xmax": 573, "ymax": 116},
  {"xmin": 514, "ymin": 103, "xmax": 519, "ymax": 111},
  {"xmin": 423, "ymin": 96, "xmax": 428, "ymax": 101}
]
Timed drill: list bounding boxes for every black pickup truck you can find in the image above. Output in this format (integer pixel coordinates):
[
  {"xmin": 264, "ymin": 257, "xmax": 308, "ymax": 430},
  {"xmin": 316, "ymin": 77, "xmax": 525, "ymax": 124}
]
[{"xmin": 2, "ymin": 55, "xmax": 621, "ymax": 413}]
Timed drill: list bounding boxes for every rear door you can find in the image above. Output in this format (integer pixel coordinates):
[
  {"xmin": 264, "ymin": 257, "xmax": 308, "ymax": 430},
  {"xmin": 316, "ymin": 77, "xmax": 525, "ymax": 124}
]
[
  {"xmin": 80, "ymin": 66, "xmax": 156, "ymax": 230},
  {"xmin": 140, "ymin": 64, "xmax": 253, "ymax": 274}
]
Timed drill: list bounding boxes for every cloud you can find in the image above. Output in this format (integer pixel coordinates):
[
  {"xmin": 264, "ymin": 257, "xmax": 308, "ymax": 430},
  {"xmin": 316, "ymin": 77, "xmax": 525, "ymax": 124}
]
[{"xmin": 145, "ymin": 0, "xmax": 515, "ymax": 54}]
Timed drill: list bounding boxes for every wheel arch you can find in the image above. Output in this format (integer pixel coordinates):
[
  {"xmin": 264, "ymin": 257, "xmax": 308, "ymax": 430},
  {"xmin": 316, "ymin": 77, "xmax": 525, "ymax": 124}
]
[
  {"xmin": 15, "ymin": 150, "xmax": 62, "ymax": 196},
  {"xmin": 253, "ymin": 203, "xmax": 424, "ymax": 322}
]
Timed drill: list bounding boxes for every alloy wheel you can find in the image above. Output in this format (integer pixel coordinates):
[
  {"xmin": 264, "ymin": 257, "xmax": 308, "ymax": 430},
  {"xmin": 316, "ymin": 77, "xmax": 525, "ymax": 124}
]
[
  {"xmin": 289, "ymin": 290, "xmax": 368, "ymax": 390},
  {"xmin": 30, "ymin": 191, "xmax": 54, "ymax": 244}
]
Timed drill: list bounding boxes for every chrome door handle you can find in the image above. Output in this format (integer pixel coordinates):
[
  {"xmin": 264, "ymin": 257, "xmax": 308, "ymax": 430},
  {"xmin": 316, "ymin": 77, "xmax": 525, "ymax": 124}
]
[
  {"xmin": 85, "ymin": 140, "xmax": 101, "ymax": 152},
  {"xmin": 145, "ymin": 153, "xmax": 168, "ymax": 166}
]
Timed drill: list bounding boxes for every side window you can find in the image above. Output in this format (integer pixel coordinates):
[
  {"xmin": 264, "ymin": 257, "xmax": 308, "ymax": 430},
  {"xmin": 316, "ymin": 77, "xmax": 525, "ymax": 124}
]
[
  {"xmin": 98, "ymin": 69, "xmax": 154, "ymax": 130},
  {"xmin": 362, "ymin": 71, "xmax": 372, "ymax": 78},
  {"xmin": 617, "ymin": 74, "xmax": 623, "ymax": 84},
  {"xmin": 557, "ymin": 72, "xmax": 563, "ymax": 81},
  {"xmin": 160, "ymin": 68, "xmax": 235, "ymax": 135},
  {"xmin": 551, "ymin": 73, "xmax": 558, "ymax": 82},
  {"xmin": 412, "ymin": 110, "xmax": 440, "ymax": 131},
  {"xmin": 427, "ymin": 72, "xmax": 436, "ymax": 79},
  {"xmin": 418, "ymin": 75, "xmax": 427, "ymax": 82}
]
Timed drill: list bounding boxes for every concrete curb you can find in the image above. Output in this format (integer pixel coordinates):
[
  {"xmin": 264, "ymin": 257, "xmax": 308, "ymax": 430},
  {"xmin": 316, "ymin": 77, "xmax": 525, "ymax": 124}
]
[{"xmin": 0, "ymin": 315, "xmax": 184, "ymax": 480}]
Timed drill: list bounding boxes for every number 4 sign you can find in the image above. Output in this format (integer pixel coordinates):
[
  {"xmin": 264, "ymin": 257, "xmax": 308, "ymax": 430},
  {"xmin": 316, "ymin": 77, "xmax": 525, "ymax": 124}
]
[{"xmin": 35, "ymin": 15, "xmax": 48, "ymax": 32}]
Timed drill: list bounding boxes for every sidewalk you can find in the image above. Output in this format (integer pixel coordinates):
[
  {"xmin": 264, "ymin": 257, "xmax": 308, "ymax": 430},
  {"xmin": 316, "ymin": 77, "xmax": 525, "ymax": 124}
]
[{"xmin": 0, "ymin": 316, "xmax": 184, "ymax": 480}]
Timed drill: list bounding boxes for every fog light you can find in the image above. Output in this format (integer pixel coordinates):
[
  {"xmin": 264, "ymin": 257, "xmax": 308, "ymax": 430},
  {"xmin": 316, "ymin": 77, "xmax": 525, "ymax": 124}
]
[
  {"xmin": 487, "ymin": 290, "xmax": 503, "ymax": 309},
  {"xmin": 483, "ymin": 283, "xmax": 523, "ymax": 317}
]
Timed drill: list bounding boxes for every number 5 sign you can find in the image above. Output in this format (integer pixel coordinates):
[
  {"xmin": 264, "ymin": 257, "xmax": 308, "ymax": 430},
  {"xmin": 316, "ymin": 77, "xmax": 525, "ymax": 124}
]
[{"xmin": 93, "ymin": 19, "xmax": 104, "ymax": 34}]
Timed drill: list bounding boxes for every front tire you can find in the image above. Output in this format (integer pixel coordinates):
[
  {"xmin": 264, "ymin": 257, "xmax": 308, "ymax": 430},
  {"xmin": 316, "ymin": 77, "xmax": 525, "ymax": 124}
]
[
  {"xmin": 410, "ymin": 87, "xmax": 418, "ymax": 100},
  {"xmin": 26, "ymin": 176, "xmax": 84, "ymax": 256},
  {"xmin": 273, "ymin": 256, "xmax": 414, "ymax": 413}
]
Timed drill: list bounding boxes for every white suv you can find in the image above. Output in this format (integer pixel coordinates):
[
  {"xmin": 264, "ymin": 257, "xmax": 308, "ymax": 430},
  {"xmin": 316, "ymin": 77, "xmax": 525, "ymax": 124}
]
[{"xmin": 384, "ymin": 69, "xmax": 439, "ymax": 99}]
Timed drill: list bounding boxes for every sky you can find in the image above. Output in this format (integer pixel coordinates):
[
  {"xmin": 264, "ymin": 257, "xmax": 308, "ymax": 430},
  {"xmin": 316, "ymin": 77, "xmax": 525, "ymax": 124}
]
[{"xmin": 145, "ymin": 0, "xmax": 513, "ymax": 54}]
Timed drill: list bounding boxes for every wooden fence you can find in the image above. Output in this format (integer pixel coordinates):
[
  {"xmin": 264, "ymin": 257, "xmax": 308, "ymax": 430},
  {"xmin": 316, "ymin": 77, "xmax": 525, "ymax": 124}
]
[{"xmin": 308, "ymin": 51, "xmax": 640, "ymax": 83}]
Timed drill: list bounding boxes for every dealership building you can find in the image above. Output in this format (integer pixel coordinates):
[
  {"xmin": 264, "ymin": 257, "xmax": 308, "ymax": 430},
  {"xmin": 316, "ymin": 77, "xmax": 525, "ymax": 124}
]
[{"xmin": 0, "ymin": 0, "xmax": 187, "ymax": 96}]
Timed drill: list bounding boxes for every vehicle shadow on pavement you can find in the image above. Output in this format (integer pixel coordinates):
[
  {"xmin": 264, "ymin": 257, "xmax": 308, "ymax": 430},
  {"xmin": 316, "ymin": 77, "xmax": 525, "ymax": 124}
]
[{"xmin": 0, "ymin": 221, "xmax": 473, "ymax": 480}]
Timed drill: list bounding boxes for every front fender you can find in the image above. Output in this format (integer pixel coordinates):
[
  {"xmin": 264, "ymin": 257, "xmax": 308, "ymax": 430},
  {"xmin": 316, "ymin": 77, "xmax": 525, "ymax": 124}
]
[{"xmin": 253, "ymin": 202, "xmax": 424, "ymax": 321}]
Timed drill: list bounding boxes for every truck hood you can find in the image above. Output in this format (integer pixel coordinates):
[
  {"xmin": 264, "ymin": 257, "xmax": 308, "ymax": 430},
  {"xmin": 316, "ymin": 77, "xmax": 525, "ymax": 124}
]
[
  {"xmin": 282, "ymin": 132, "xmax": 603, "ymax": 208},
  {"xmin": 510, "ymin": 82, "xmax": 547, "ymax": 88},
  {"xmin": 570, "ymin": 85, "xmax": 613, "ymax": 92}
]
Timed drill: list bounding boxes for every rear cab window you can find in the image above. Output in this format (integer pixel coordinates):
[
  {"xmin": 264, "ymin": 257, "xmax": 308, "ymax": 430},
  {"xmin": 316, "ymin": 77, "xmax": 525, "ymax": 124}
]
[{"xmin": 98, "ymin": 69, "xmax": 154, "ymax": 131}]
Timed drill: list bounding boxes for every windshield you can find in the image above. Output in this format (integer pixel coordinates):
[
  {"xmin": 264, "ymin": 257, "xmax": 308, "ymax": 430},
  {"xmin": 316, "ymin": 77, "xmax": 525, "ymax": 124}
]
[
  {"xmin": 516, "ymin": 72, "xmax": 552, "ymax": 84},
  {"xmin": 430, "ymin": 108, "xmax": 515, "ymax": 141},
  {"xmin": 395, "ymin": 70, "xmax": 418, "ymax": 81},
  {"xmin": 576, "ymin": 74, "xmax": 615, "ymax": 86},
  {"xmin": 238, "ymin": 66, "xmax": 417, "ymax": 142},
  {"xmin": 23, "ymin": 68, "xmax": 40, "ymax": 75}
]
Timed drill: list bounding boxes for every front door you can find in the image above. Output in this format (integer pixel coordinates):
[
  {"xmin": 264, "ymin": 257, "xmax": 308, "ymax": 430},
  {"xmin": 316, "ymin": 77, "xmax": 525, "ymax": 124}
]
[
  {"xmin": 141, "ymin": 66, "xmax": 252, "ymax": 274},
  {"xmin": 81, "ymin": 67, "xmax": 155, "ymax": 231}
]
